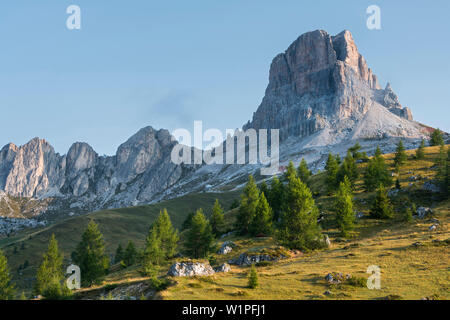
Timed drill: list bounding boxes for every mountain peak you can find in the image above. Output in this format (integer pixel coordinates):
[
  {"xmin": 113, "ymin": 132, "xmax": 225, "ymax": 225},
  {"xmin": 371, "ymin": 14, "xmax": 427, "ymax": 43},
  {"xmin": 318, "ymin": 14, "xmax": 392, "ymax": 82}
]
[{"xmin": 245, "ymin": 29, "xmax": 420, "ymax": 141}]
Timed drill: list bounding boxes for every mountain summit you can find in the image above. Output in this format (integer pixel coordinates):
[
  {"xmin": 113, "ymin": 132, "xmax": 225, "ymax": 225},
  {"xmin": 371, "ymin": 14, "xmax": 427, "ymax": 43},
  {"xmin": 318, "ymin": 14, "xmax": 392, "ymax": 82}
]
[{"xmin": 244, "ymin": 30, "xmax": 420, "ymax": 143}]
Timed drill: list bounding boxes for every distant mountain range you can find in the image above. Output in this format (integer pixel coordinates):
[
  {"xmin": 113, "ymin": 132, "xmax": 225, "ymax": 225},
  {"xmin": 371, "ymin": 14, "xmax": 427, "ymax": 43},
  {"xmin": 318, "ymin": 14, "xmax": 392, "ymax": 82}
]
[{"xmin": 0, "ymin": 29, "xmax": 442, "ymax": 219}]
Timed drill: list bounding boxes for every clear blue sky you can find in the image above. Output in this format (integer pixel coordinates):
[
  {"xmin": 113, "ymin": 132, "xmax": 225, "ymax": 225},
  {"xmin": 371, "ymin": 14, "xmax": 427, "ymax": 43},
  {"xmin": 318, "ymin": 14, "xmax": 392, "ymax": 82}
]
[{"xmin": 0, "ymin": 0, "xmax": 448, "ymax": 155}]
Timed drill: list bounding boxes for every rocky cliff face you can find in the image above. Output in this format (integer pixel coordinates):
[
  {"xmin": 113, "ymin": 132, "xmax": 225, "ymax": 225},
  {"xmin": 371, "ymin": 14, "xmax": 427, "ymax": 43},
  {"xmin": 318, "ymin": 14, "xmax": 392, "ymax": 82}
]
[
  {"xmin": 244, "ymin": 30, "xmax": 422, "ymax": 142},
  {"xmin": 0, "ymin": 127, "xmax": 185, "ymax": 214}
]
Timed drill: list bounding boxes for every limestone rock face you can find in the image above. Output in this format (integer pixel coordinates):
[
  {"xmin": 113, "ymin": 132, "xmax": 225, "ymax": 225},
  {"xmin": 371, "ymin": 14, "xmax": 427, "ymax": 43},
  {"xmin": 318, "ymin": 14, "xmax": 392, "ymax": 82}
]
[
  {"xmin": 167, "ymin": 261, "xmax": 215, "ymax": 277},
  {"xmin": 244, "ymin": 30, "xmax": 421, "ymax": 142},
  {"xmin": 0, "ymin": 126, "xmax": 185, "ymax": 213}
]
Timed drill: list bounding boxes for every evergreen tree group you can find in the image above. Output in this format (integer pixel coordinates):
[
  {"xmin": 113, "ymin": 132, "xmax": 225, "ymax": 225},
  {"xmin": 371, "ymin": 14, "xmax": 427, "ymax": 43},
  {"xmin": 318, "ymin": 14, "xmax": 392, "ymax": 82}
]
[{"xmin": 363, "ymin": 146, "xmax": 393, "ymax": 192}]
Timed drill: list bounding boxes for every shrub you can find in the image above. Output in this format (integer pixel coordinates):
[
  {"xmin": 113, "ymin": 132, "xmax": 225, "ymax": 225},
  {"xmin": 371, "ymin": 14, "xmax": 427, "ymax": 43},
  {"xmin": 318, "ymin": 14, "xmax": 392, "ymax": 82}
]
[{"xmin": 248, "ymin": 264, "xmax": 259, "ymax": 289}]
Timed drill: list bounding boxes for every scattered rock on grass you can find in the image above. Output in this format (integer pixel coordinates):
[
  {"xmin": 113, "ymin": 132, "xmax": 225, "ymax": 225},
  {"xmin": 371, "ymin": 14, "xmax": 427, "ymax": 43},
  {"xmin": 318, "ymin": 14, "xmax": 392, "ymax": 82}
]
[
  {"xmin": 168, "ymin": 261, "xmax": 215, "ymax": 277},
  {"xmin": 214, "ymin": 263, "xmax": 231, "ymax": 273},
  {"xmin": 417, "ymin": 207, "xmax": 432, "ymax": 219}
]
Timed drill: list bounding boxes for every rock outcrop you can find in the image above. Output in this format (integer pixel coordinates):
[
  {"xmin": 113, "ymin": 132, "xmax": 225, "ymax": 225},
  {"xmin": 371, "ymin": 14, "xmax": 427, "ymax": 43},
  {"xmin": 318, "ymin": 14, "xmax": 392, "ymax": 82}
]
[
  {"xmin": 167, "ymin": 261, "xmax": 215, "ymax": 277},
  {"xmin": 0, "ymin": 127, "xmax": 186, "ymax": 214}
]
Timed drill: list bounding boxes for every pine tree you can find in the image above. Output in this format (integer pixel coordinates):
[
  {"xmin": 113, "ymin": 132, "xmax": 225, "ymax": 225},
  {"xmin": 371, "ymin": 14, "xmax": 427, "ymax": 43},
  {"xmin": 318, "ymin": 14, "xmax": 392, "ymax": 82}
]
[
  {"xmin": 334, "ymin": 177, "xmax": 355, "ymax": 237},
  {"xmin": 337, "ymin": 151, "xmax": 358, "ymax": 187},
  {"xmin": 277, "ymin": 173, "xmax": 323, "ymax": 250},
  {"xmin": 249, "ymin": 192, "xmax": 273, "ymax": 236},
  {"xmin": 115, "ymin": 244, "xmax": 124, "ymax": 264},
  {"xmin": 123, "ymin": 241, "xmax": 138, "ymax": 267},
  {"xmin": 430, "ymin": 128, "xmax": 444, "ymax": 146},
  {"xmin": 325, "ymin": 153, "xmax": 339, "ymax": 192},
  {"xmin": 142, "ymin": 226, "xmax": 164, "ymax": 275},
  {"xmin": 73, "ymin": 220, "xmax": 109, "ymax": 287},
  {"xmin": 237, "ymin": 175, "xmax": 260, "ymax": 234},
  {"xmin": 363, "ymin": 146, "xmax": 393, "ymax": 192},
  {"xmin": 152, "ymin": 209, "xmax": 179, "ymax": 259},
  {"xmin": 297, "ymin": 158, "xmax": 311, "ymax": 186},
  {"xmin": 186, "ymin": 209, "xmax": 215, "ymax": 259},
  {"xmin": 394, "ymin": 140, "xmax": 407, "ymax": 171},
  {"xmin": 370, "ymin": 185, "xmax": 394, "ymax": 219},
  {"xmin": 248, "ymin": 264, "xmax": 259, "ymax": 289},
  {"xmin": 415, "ymin": 139, "xmax": 426, "ymax": 160},
  {"xmin": 210, "ymin": 199, "xmax": 225, "ymax": 236},
  {"xmin": 268, "ymin": 176, "xmax": 284, "ymax": 222},
  {"xmin": 0, "ymin": 250, "xmax": 15, "ymax": 300},
  {"xmin": 283, "ymin": 161, "xmax": 297, "ymax": 181}
]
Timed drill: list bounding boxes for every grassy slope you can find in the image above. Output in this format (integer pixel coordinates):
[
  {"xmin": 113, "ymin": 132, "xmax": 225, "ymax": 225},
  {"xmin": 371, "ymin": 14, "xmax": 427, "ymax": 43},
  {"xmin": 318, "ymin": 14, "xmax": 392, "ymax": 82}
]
[
  {"xmin": 2, "ymin": 146, "xmax": 449, "ymax": 299},
  {"xmin": 159, "ymin": 146, "xmax": 449, "ymax": 300},
  {"xmin": 76, "ymin": 145, "xmax": 449, "ymax": 300},
  {"xmin": 0, "ymin": 191, "xmax": 241, "ymax": 292}
]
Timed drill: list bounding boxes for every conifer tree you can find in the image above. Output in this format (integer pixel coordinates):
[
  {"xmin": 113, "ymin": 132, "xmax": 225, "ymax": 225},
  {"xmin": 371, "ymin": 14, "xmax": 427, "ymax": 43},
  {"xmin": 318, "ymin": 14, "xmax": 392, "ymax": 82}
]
[
  {"xmin": 430, "ymin": 128, "xmax": 444, "ymax": 146},
  {"xmin": 249, "ymin": 192, "xmax": 273, "ymax": 236},
  {"xmin": 363, "ymin": 146, "xmax": 393, "ymax": 192},
  {"xmin": 283, "ymin": 161, "xmax": 297, "ymax": 181},
  {"xmin": 210, "ymin": 199, "xmax": 225, "ymax": 236},
  {"xmin": 268, "ymin": 176, "xmax": 284, "ymax": 222},
  {"xmin": 142, "ymin": 226, "xmax": 164, "ymax": 275},
  {"xmin": 248, "ymin": 264, "xmax": 259, "ymax": 289},
  {"xmin": 0, "ymin": 250, "xmax": 15, "ymax": 300},
  {"xmin": 277, "ymin": 173, "xmax": 323, "ymax": 250},
  {"xmin": 334, "ymin": 177, "xmax": 355, "ymax": 237},
  {"xmin": 337, "ymin": 151, "xmax": 358, "ymax": 187},
  {"xmin": 325, "ymin": 153, "xmax": 339, "ymax": 192},
  {"xmin": 186, "ymin": 209, "xmax": 215, "ymax": 259},
  {"xmin": 415, "ymin": 139, "xmax": 426, "ymax": 160},
  {"xmin": 115, "ymin": 244, "xmax": 124, "ymax": 264},
  {"xmin": 123, "ymin": 241, "xmax": 138, "ymax": 267},
  {"xmin": 237, "ymin": 175, "xmax": 260, "ymax": 234},
  {"xmin": 73, "ymin": 221, "xmax": 109, "ymax": 287},
  {"xmin": 370, "ymin": 185, "xmax": 394, "ymax": 219},
  {"xmin": 394, "ymin": 140, "xmax": 407, "ymax": 171},
  {"xmin": 152, "ymin": 209, "xmax": 179, "ymax": 259},
  {"xmin": 297, "ymin": 158, "xmax": 311, "ymax": 186},
  {"xmin": 36, "ymin": 234, "xmax": 71, "ymax": 299}
]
